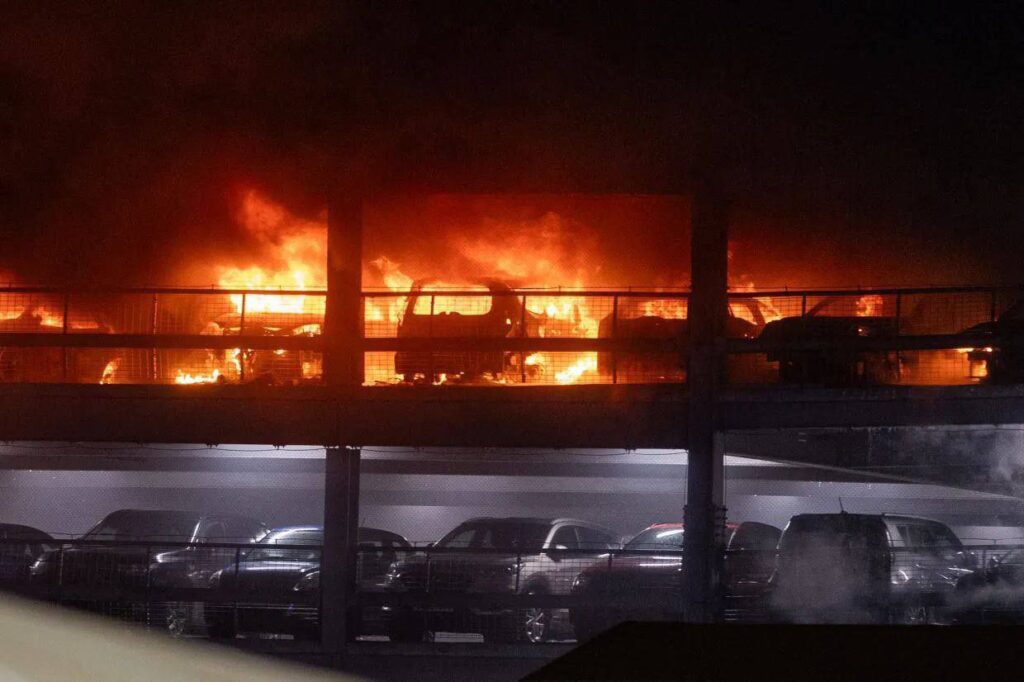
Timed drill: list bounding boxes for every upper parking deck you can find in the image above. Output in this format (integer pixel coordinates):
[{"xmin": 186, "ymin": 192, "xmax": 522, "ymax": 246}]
[{"xmin": 0, "ymin": 283, "xmax": 1016, "ymax": 389}]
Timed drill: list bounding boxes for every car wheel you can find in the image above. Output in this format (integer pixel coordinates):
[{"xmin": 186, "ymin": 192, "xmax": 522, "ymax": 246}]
[
  {"xmin": 891, "ymin": 604, "xmax": 930, "ymax": 625},
  {"xmin": 165, "ymin": 603, "xmax": 188, "ymax": 638},
  {"xmin": 520, "ymin": 590, "xmax": 552, "ymax": 644}
]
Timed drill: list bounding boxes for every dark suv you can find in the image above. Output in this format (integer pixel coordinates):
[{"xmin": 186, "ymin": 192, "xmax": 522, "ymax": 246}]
[
  {"xmin": 770, "ymin": 513, "xmax": 974, "ymax": 624},
  {"xmin": 384, "ymin": 517, "xmax": 617, "ymax": 643}
]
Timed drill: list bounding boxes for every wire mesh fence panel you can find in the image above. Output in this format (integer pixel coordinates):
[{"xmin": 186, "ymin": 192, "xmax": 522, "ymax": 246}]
[
  {"xmin": 898, "ymin": 290, "xmax": 996, "ymax": 335},
  {"xmin": 0, "ymin": 292, "xmax": 66, "ymax": 333},
  {"xmin": 238, "ymin": 294, "xmax": 325, "ymax": 337},
  {"xmin": 363, "ymin": 296, "xmax": 407, "ymax": 338},
  {"xmin": 153, "ymin": 293, "xmax": 238, "ymax": 336},
  {"xmin": 522, "ymin": 295, "xmax": 611, "ymax": 339},
  {"xmin": 521, "ymin": 351, "xmax": 606, "ymax": 385},
  {"xmin": 68, "ymin": 348, "xmax": 151, "ymax": 384},
  {"xmin": 608, "ymin": 352, "xmax": 685, "ymax": 383},
  {"xmin": 0, "ymin": 347, "xmax": 65, "ymax": 382},
  {"xmin": 66, "ymin": 293, "xmax": 154, "ymax": 335},
  {"xmin": 155, "ymin": 348, "xmax": 241, "ymax": 385},
  {"xmin": 364, "ymin": 351, "xmax": 399, "ymax": 385}
]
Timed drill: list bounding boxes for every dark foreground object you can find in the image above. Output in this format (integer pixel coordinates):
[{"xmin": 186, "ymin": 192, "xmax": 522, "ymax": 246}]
[{"xmin": 526, "ymin": 622, "xmax": 1011, "ymax": 680}]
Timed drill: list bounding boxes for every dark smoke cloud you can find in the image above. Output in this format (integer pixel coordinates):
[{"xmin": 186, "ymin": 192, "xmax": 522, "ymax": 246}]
[{"xmin": 1, "ymin": 2, "xmax": 1021, "ymax": 286}]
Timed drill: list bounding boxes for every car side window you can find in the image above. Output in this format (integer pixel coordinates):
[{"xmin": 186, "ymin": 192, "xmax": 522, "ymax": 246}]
[
  {"xmin": 200, "ymin": 521, "xmax": 228, "ymax": 542},
  {"xmin": 577, "ymin": 527, "xmax": 612, "ymax": 550},
  {"xmin": 731, "ymin": 524, "xmax": 781, "ymax": 551},
  {"xmin": 443, "ymin": 528, "xmax": 477, "ymax": 548},
  {"xmin": 551, "ymin": 526, "xmax": 579, "ymax": 550}
]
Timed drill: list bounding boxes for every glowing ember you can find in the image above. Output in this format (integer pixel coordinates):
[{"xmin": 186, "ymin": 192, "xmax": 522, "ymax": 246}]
[
  {"xmin": 856, "ymin": 294, "xmax": 884, "ymax": 317},
  {"xmin": 174, "ymin": 369, "xmax": 222, "ymax": 385},
  {"xmin": 99, "ymin": 359, "xmax": 119, "ymax": 385}
]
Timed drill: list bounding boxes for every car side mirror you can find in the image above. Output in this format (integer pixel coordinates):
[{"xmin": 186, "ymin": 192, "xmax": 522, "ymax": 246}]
[{"xmin": 553, "ymin": 544, "xmax": 569, "ymax": 552}]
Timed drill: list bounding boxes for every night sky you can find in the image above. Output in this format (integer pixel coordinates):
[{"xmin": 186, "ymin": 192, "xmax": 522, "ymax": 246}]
[{"xmin": 1, "ymin": 1, "xmax": 1021, "ymax": 287}]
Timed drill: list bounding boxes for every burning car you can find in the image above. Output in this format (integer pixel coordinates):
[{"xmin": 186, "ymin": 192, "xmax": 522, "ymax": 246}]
[
  {"xmin": 597, "ymin": 299, "xmax": 770, "ymax": 381},
  {"xmin": 394, "ymin": 280, "xmax": 533, "ymax": 384},
  {"xmin": 758, "ymin": 295, "xmax": 902, "ymax": 385},
  {"xmin": 957, "ymin": 298, "xmax": 1024, "ymax": 383}
]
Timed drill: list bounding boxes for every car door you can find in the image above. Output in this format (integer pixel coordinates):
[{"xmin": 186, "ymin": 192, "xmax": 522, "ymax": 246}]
[{"xmin": 543, "ymin": 525, "xmax": 584, "ymax": 596}]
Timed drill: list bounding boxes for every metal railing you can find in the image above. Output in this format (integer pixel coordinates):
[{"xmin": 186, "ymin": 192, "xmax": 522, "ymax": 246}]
[
  {"xmin": 6, "ymin": 538, "xmax": 1024, "ymax": 644},
  {"xmin": 0, "ymin": 287, "xmax": 325, "ymax": 385},
  {"xmin": 1, "ymin": 284, "xmax": 1022, "ymax": 387}
]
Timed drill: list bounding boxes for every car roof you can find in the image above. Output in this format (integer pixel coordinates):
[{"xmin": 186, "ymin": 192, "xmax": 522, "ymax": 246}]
[
  {"xmin": 790, "ymin": 513, "xmax": 945, "ymax": 525},
  {"xmin": 0, "ymin": 524, "xmax": 52, "ymax": 540},
  {"xmin": 457, "ymin": 517, "xmax": 611, "ymax": 531}
]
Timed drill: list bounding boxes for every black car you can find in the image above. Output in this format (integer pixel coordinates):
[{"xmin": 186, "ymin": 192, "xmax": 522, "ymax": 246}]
[
  {"xmin": 384, "ymin": 517, "xmax": 618, "ymax": 643},
  {"xmin": 758, "ymin": 295, "xmax": 902, "ymax": 385},
  {"xmin": 0, "ymin": 524, "xmax": 58, "ymax": 591},
  {"xmin": 205, "ymin": 525, "xmax": 410, "ymax": 640},
  {"xmin": 770, "ymin": 513, "xmax": 975, "ymax": 624},
  {"xmin": 569, "ymin": 521, "xmax": 781, "ymax": 640},
  {"xmin": 31, "ymin": 509, "xmax": 268, "ymax": 629}
]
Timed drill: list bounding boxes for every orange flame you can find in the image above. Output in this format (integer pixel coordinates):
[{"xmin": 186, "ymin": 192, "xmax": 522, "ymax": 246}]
[{"xmin": 856, "ymin": 294, "xmax": 884, "ymax": 317}]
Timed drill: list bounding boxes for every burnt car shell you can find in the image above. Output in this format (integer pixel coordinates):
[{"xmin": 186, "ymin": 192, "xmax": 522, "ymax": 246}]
[
  {"xmin": 394, "ymin": 280, "xmax": 529, "ymax": 382},
  {"xmin": 597, "ymin": 301, "xmax": 763, "ymax": 379}
]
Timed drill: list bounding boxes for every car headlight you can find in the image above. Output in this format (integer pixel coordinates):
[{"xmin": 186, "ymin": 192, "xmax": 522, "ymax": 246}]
[{"xmin": 294, "ymin": 571, "xmax": 319, "ymax": 592}]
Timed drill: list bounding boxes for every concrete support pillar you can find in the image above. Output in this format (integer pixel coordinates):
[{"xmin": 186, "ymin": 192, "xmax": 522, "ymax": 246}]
[
  {"xmin": 325, "ymin": 195, "xmax": 364, "ymax": 387},
  {"xmin": 321, "ymin": 446, "xmax": 361, "ymax": 658},
  {"xmin": 682, "ymin": 183, "xmax": 729, "ymax": 623}
]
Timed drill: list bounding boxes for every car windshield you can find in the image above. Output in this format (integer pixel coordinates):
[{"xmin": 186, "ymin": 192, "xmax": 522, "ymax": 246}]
[
  {"xmin": 248, "ymin": 529, "xmax": 322, "ymax": 561},
  {"xmin": 83, "ymin": 512, "xmax": 199, "ymax": 542},
  {"xmin": 626, "ymin": 527, "xmax": 685, "ymax": 550},
  {"xmin": 435, "ymin": 522, "xmax": 550, "ymax": 550}
]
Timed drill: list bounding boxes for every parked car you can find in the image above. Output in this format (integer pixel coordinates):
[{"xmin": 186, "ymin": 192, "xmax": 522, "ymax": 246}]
[
  {"xmin": 769, "ymin": 513, "xmax": 974, "ymax": 624},
  {"xmin": 30, "ymin": 509, "xmax": 268, "ymax": 631},
  {"xmin": 569, "ymin": 521, "xmax": 781, "ymax": 640},
  {"xmin": 950, "ymin": 548, "xmax": 1024, "ymax": 623},
  {"xmin": 758, "ymin": 296, "xmax": 904, "ymax": 385},
  {"xmin": 0, "ymin": 524, "xmax": 58, "ymax": 590},
  {"xmin": 205, "ymin": 525, "xmax": 410, "ymax": 640},
  {"xmin": 384, "ymin": 517, "xmax": 618, "ymax": 643}
]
